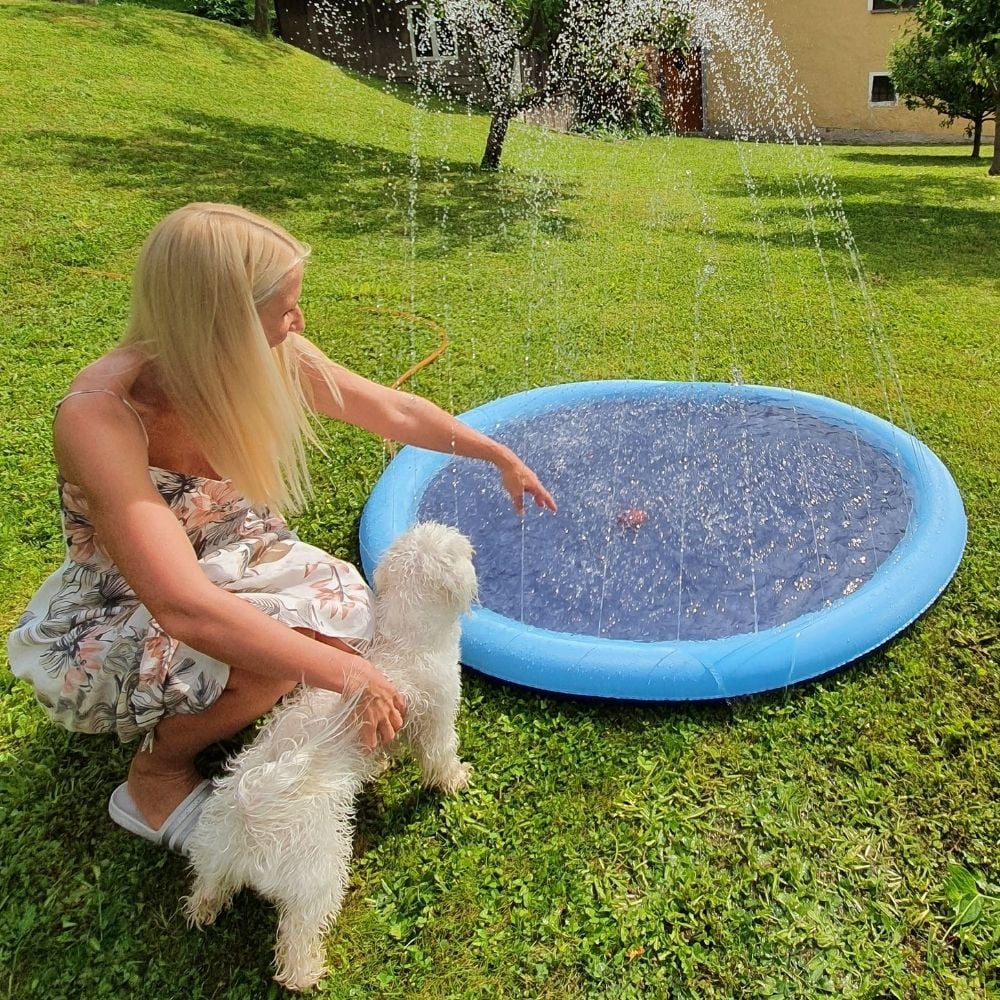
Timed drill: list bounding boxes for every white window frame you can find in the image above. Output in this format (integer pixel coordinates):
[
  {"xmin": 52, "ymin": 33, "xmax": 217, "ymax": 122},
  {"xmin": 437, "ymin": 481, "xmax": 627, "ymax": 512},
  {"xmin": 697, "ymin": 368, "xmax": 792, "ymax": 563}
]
[
  {"xmin": 868, "ymin": 0, "xmax": 917, "ymax": 11},
  {"xmin": 511, "ymin": 49, "xmax": 523, "ymax": 93},
  {"xmin": 407, "ymin": 5, "xmax": 459, "ymax": 64},
  {"xmin": 868, "ymin": 72, "xmax": 897, "ymax": 107}
]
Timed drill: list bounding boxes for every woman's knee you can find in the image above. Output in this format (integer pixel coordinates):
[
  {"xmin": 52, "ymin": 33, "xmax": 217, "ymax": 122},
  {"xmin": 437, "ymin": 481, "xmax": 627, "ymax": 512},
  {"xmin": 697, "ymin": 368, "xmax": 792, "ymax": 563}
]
[{"xmin": 225, "ymin": 666, "xmax": 297, "ymax": 702}]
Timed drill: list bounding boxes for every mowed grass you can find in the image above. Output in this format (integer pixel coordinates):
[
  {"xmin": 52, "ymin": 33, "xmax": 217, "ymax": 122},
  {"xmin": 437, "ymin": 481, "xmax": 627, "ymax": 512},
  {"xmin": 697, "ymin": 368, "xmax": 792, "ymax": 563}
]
[{"xmin": 1, "ymin": 2, "xmax": 999, "ymax": 997}]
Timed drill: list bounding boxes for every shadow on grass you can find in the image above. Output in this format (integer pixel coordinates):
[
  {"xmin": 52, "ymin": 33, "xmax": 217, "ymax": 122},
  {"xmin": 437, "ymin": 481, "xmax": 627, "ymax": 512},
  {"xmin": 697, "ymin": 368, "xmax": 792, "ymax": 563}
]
[
  {"xmin": 22, "ymin": 111, "xmax": 578, "ymax": 259},
  {"xmin": 0, "ymin": 631, "xmax": 912, "ymax": 997},
  {"xmin": 835, "ymin": 149, "xmax": 988, "ymax": 168},
  {"xmin": 0, "ymin": 709, "xmax": 448, "ymax": 998},
  {"xmin": 707, "ymin": 169, "xmax": 997, "ymax": 285},
  {"xmin": 111, "ymin": 0, "xmax": 200, "ymax": 13},
  {"xmin": 462, "ymin": 633, "xmax": 901, "ymax": 750},
  {"xmin": 337, "ymin": 62, "xmax": 494, "ymax": 121},
  {"xmin": 353, "ymin": 782, "xmax": 446, "ymax": 857},
  {"xmin": 0, "ymin": 722, "xmax": 282, "ymax": 998}
]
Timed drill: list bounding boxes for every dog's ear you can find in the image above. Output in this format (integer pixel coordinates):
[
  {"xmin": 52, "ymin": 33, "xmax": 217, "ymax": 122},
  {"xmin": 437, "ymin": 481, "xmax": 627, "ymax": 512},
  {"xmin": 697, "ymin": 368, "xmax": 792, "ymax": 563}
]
[
  {"xmin": 372, "ymin": 553, "xmax": 390, "ymax": 595},
  {"xmin": 439, "ymin": 560, "xmax": 478, "ymax": 613},
  {"xmin": 373, "ymin": 541, "xmax": 433, "ymax": 600},
  {"xmin": 372, "ymin": 547, "xmax": 411, "ymax": 597}
]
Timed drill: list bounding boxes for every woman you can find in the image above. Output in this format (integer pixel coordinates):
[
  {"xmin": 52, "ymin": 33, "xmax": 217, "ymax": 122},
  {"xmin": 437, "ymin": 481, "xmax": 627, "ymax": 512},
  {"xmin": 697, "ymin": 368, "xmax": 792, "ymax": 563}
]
[{"xmin": 8, "ymin": 203, "xmax": 556, "ymax": 852}]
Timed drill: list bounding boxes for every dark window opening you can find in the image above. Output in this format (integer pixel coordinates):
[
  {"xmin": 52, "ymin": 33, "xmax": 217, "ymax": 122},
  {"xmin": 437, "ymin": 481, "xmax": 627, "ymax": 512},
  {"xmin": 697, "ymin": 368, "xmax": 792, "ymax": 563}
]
[
  {"xmin": 870, "ymin": 74, "xmax": 897, "ymax": 104},
  {"xmin": 871, "ymin": 0, "xmax": 918, "ymax": 10},
  {"xmin": 435, "ymin": 18, "xmax": 457, "ymax": 59}
]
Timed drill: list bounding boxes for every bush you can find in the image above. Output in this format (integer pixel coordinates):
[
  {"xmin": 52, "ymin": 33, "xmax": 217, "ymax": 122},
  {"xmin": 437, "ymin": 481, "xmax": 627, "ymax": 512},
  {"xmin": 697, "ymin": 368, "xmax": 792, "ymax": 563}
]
[
  {"xmin": 191, "ymin": 0, "xmax": 250, "ymax": 27},
  {"xmin": 572, "ymin": 60, "xmax": 666, "ymax": 138},
  {"xmin": 630, "ymin": 62, "xmax": 666, "ymax": 135}
]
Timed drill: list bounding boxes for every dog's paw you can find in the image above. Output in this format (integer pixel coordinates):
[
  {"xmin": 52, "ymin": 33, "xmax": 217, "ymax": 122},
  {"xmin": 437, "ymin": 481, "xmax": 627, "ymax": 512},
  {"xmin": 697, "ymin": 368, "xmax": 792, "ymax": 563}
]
[
  {"xmin": 274, "ymin": 963, "xmax": 327, "ymax": 993},
  {"xmin": 367, "ymin": 750, "xmax": 394, "ymax": 780},
  {"xmin": 274, "ymin": 948, "xmax": 328, "ymax": 992},
  {"xmin": 183, "ymin": 891, "xmax": 223, "ymax": 928},
  {"xmin": 430, "ymin": 761, "xmax": 471, "ymax": 795}
]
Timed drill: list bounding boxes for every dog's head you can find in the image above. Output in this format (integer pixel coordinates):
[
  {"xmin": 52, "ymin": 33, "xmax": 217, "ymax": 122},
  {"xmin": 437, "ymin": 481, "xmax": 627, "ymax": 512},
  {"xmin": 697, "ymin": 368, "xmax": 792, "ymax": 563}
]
[{"xmin": 374, "ymin": 522, "xmax": 478, "ymax": 614}]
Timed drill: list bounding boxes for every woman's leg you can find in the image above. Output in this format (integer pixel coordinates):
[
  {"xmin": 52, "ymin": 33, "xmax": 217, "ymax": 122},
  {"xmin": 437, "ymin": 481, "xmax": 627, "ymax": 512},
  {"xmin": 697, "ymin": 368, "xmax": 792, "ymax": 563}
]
[
  {"xmin": 127, "ymin": 629, "xmax": 364, "ymax": 829},
  {"xmin": 127, "ymin": 665, "xmax": 298, "ymax": 829}
]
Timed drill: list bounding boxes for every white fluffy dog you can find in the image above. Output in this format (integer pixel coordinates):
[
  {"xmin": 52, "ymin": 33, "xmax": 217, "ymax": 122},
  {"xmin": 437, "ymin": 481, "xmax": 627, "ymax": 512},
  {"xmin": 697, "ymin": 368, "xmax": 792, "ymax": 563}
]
[{"xmin": 183, "ymin": 522, "xmax": 477, "ymax": 991}]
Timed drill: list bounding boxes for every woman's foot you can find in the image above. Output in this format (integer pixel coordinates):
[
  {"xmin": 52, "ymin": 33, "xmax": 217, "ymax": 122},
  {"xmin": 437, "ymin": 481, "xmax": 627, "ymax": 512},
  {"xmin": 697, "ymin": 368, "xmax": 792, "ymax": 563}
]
[{"xmin": 126, "ymin": 758, "xmax": 204, "ymax": 830}]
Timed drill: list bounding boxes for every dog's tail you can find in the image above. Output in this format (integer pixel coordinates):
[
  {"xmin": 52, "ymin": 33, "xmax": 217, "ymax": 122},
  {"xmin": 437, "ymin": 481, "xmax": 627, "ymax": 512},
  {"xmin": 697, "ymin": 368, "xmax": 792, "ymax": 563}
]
[{"xmin": 218, "ymin": 689, "xmax": 369, "ymax": 866}]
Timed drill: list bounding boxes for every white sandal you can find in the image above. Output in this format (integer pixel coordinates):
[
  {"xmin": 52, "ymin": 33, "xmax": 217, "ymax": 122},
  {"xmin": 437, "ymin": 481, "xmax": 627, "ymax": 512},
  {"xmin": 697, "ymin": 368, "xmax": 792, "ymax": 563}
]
[{"xmin": 108, "ymin": 779, "xmax": 213, "ymax": 856}]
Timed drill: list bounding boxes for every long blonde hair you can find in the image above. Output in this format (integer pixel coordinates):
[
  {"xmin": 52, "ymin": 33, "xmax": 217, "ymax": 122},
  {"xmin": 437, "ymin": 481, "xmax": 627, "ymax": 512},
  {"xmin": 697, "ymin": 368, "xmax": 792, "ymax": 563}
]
[{"xmin": 122, "ymin": 202, "xmax": 338, "ymax": 513}]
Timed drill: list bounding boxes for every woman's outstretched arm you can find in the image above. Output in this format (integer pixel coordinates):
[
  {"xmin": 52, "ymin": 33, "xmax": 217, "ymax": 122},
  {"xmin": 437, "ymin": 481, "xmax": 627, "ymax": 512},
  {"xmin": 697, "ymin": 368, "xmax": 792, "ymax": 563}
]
[{"xmin": 294, "ymin": 335, "xmax": 557, "ymax": 515}]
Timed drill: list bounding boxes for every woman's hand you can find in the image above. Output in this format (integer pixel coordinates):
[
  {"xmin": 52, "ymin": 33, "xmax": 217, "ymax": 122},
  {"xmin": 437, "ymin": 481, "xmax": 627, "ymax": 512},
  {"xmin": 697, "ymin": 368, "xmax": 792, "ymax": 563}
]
[
  {"xmin": 499, "ymin": 455, "xmax": 558, "ymax": 516},
  {"xmin": 340, "ymin": 658, "xmax": 407, "ymax": 751}
]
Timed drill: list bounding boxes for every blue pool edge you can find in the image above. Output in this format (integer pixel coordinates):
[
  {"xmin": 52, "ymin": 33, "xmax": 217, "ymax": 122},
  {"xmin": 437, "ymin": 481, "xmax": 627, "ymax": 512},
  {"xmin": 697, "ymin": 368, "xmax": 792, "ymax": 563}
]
[{"xmin": 359, "ymin": 381, "xmax": 967, "ymax": 701}]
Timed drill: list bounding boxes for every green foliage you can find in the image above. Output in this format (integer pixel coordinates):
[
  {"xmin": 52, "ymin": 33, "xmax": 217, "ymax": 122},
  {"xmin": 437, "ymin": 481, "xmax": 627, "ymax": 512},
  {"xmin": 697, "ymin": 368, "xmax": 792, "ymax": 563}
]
[
  {"xmin": 1, "ymin": 2, "xmax": 999, "ymax": 997},
  {"xmin": 889, "ymin": 29, "xmax": 995, "ymax": 156},
  {"xmin": 574, "ymin": 61, "xmax": 667, "ymax": 137},
  {"xmin": 630, "ymin": 62, "xmax": 666, "ymax": 135},
  {"xmin": 909, "ymin": 0, "xmax": 1000, "ymax": 97},
  {"xmin": 190, "ymin": 0, "xmax": 249, "ymax": 26},
  {"xmin": 649, "ymin": 10, "xmax": 692, "ymax": 52},
  {"xmin": 907, "ymin": 0, "xmax": 1000, "ymax": 172},
  {"xmin": 941, "ymin": 864, "xmax": 1000, "ymax": 956},
  {"xmin": 890, "ymin": 32, "xmax": 994, "ymax": 125},
  {"xmin": 505, "ymin": 0, "xmax": 566, "ymax": 49}
]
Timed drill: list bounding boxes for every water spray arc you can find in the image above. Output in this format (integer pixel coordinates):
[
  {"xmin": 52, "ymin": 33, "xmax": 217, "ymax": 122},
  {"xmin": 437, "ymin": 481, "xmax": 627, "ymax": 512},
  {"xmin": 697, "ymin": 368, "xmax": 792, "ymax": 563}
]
[{"xmin": 355, "ymin": 0, "xmax": 967, "ymax": 699}]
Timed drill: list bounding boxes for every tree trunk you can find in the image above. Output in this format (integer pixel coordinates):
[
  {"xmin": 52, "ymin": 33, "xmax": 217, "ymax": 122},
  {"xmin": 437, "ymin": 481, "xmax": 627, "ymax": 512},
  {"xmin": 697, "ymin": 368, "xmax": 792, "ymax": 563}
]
[
  {"xmin": 991, "ymin": 98, "xmax": 1000, "ymax": 176},
  {"xmin": 972, "ymin": 116, "xmax": 982, "ymax": 158},
  {"xmin": 253, "ymin": 0, "xmax": 269, "ymax": 38},
  {"xmin": 481, "ymin": 108, "xmax": 512, "ymax": 171}
]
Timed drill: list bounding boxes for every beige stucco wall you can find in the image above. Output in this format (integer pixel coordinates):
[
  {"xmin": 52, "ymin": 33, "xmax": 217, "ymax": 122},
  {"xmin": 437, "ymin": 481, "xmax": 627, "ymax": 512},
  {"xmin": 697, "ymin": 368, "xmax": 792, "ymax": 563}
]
[{"xmin": 705, "ymin": 0, "xmax": 992, "ymax": 144}]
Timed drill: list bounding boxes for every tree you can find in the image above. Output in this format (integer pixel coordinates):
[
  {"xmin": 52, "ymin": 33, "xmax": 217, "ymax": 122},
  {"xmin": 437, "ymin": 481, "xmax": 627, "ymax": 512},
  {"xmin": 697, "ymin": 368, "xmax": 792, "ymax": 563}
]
[
  {"xmin": 890, "ymin": 32, "xmax": 995, "ymax": 157},
  {"xmin": 907, "ymin": 0, "xmax": 1000, "ymax": 175},
  {"xmin": 442, "ymin": 0, "xmax": 682, "ymax": 170},
  {"xmin": 440, "ymin": 1, "xmax": 552, "ymax": 171},
  {"xmin": 253, "ymin": 0, "xmax": 270, "ymax": 38}
]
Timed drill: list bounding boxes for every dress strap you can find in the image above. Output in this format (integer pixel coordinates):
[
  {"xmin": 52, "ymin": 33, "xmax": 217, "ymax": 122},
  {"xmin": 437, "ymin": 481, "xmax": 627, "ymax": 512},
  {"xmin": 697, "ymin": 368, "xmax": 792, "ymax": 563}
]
[{"xmin": 56, "ymin": 389, "xmax": 150, "ymax": 447}]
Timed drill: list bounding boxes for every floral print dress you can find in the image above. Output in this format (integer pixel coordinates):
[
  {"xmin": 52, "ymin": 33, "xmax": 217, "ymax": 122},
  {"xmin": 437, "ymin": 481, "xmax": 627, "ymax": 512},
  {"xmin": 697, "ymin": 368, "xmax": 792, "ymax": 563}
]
[{"xmin": 8, "ymin": 394, "xmax": 374, "ymax": 744}]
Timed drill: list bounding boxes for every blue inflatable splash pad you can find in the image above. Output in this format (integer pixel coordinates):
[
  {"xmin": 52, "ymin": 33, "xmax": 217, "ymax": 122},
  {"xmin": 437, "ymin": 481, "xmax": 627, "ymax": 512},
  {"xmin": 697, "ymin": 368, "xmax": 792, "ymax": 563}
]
[{"xmin": 360, "ymin": 381, "xmax": 966, "ymax": 700}]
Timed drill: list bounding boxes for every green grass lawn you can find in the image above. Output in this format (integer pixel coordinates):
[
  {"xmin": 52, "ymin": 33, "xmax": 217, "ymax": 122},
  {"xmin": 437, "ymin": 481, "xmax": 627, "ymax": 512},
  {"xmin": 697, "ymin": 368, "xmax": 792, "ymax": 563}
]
[{"xmin": 1, "ymin": 2, "xmax": 998, "ymax": 997}]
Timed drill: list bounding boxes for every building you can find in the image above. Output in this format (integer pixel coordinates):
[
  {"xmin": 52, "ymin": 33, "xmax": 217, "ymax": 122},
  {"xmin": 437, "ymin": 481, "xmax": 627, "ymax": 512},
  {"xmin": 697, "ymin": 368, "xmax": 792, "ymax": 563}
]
[
  {"xmin": 703, "ymin": 0, "xmax": 990, "ymax": 145},
  {"xmin": 274, "ymin": 0, "xmax": 989, "ymax": 147},
  {"xmin": 274, "ymin": 0, "xmax": 506, "ymax": 105}
]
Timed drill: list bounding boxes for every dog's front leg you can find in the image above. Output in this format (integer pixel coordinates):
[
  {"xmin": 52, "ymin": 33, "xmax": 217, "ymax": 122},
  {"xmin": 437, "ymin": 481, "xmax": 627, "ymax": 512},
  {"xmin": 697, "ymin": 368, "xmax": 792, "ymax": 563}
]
[{"xmin": 406, "ymin": 702, "xmax": 470, "ymax": 794}]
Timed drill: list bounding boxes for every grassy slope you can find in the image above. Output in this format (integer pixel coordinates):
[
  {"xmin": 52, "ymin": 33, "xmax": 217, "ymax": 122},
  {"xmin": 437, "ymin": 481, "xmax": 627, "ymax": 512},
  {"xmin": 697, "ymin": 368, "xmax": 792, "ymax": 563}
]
[{"xmin": 1, "ymin": 3, "xmax": 998, "ymax": 997}]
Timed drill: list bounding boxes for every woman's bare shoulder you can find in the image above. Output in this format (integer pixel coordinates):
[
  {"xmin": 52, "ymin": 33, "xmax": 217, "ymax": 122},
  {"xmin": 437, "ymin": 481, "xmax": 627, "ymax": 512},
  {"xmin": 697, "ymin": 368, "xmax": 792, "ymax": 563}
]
[
  {"xmin": 55, "ymin": 349, "xmax": 153, "ymax": 486},
  {"xmin": 65, "ymin": 347, "xmax": 147, "ymax": 397}
]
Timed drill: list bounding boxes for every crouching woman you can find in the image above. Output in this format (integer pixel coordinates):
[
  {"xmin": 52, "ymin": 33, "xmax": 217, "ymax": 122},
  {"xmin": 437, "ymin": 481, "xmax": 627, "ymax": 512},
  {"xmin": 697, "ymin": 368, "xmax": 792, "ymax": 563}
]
[{"xmin": 7, "ymin": 202, "xmax": 555, "ymax": 853}]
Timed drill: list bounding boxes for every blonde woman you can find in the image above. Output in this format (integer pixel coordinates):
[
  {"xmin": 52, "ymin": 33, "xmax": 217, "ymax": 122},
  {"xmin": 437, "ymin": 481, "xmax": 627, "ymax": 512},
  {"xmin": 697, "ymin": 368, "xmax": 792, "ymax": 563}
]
[{"xmin": 8, "ymin": 203, "xmax": 556, "ymax": 854}]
